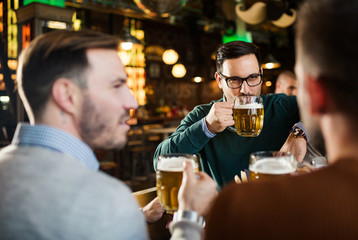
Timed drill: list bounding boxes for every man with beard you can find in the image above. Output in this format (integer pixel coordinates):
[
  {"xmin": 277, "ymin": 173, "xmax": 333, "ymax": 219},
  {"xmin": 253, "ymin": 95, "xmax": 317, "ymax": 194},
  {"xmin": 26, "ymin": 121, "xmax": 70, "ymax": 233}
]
[
  {"xmin": 0, "ymin": 30, "xmax": 146, "ymax": 239},
  {"xmin": 0, "ymin": 30, "xmax": 219, "ymax": 239},
  {"xmin": 169, "ymin": 0, "xmax": 358, "ymax": 238}
]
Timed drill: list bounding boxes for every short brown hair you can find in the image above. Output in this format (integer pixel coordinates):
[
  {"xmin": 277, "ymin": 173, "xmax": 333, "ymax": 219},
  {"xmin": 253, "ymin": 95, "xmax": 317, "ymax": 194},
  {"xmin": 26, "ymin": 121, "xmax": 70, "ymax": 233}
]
[
  {"xmin": 277, "ymin": 70, "xmax": 296, "ymax": 84},
  {"xmin": 215, "ymin": 41, "xmax": 261, "ymax": 74},
  {"xmin": 17, "ymin": 30, "xmax": 120, "ymax": 119},
  {"xmin": 296, "ymin": 0, "xmax": 358, "ymax": 119}
]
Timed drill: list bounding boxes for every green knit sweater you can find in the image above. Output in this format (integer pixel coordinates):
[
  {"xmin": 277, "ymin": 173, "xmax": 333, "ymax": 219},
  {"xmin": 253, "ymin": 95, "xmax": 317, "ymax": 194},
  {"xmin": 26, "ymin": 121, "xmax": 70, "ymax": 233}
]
[{"xmin": 154, "ymin": 94, "xmax": 300, "ymax": 188}]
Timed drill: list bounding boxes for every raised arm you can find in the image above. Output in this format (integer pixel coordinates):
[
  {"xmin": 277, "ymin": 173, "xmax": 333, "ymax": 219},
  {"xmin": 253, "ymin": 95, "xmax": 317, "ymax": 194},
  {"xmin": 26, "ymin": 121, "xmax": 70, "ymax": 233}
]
[
  {"xmin": 169, "ymin": 161, "xmax": 218, "ymax": 240},
  {"xmin": 280, "ymin": 122, "xmax": 308, "ymax": 163},
  {"xmin": 154, "ymin": 100, "xmax": 234, "ymax": 170}
]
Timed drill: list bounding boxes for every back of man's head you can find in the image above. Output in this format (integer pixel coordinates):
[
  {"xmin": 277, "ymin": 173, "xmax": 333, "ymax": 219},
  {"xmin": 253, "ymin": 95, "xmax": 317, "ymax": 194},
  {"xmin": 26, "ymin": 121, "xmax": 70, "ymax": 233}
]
[
  {"xmin": 296, "ymin": 0, "xmax": 358, "ymax": 120},
  {"xmin": 216, "ymin": 41, "xmax": 261, "ymax": 74},
  {"xmin": 17, "ymin": 30, "xmax": 120, "ymax": 121}
]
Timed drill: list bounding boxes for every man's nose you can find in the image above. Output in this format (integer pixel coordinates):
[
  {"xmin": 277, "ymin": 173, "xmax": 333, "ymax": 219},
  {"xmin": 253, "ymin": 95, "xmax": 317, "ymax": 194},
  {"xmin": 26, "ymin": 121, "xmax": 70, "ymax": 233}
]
[
  {"xmin": 240, "ymin": 81, "xmax": 250, "ymax": 95},
  {"xmin": 125, "ymin": 88, "xmax": 139, "ymax": 110}
]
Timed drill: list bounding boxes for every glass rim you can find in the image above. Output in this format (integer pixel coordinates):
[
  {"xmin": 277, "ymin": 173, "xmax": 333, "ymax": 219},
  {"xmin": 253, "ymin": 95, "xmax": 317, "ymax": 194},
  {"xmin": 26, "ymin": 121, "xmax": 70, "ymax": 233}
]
[
  {"xmin": 249, "ymin": 151, "xmax": 297, "ymax": 167},
  {"xmin": 250, "ymin": 151, "xmax": 293, "ymax": 157},
  {"xmin": 157, "ymin": 153, "xmax": 200, "ymax": 171},
  {"xmin": 158, "ymin": 153, "xmax": 198, "ymax": 159},
  {"xmin": 233, "ymin": 95, "xmax": 264, "ymax": 107},
  {"xmin": 235, "ymin": 95, "xmax": 263, "ymax": 99}
]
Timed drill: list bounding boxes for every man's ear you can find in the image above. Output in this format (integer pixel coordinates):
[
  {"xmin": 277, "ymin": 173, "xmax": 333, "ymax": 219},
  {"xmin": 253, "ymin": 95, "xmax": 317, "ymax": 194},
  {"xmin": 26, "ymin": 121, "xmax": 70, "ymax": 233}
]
[
  {"xmin": 52, "ymin": 78, "xmax": 81, "ymax": 115},
  {"xmin": 306, "ymin": 74, "xmax": 327, "ymax": 114},
  {"xmin": 275, "ymin": 81, "xmax": 281, "ymax": 91},
  {"xmin": 215, "ymin": 72, "xmax": 222, "ymax": 89}
]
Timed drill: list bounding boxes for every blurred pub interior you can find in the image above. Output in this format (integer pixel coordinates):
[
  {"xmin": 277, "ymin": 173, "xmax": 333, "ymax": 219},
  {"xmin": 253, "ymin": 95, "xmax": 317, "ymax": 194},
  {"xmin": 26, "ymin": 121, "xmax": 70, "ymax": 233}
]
[{"xmin": 0, "ymin": 0, "xmax": 301, "ymax": 191}]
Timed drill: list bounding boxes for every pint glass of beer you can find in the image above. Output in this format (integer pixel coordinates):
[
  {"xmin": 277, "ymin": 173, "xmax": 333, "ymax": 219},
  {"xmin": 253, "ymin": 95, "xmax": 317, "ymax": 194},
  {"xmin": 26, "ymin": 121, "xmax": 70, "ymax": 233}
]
[
  {"xmin": 249, "ymin": 151, "xmax": 298, "ymax": 182},
  {"xmin": 156, "ymin": 153, "xmax": 199, "ymax": 212},
  {"xmin": 233, "ymin": 96, "xmax": 264, "ymax": 137}
]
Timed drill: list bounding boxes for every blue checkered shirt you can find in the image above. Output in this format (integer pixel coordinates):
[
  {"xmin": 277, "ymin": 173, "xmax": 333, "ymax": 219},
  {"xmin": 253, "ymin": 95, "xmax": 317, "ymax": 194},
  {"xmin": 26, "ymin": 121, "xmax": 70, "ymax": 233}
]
[{"xmin": 11, "ymin": 123, "xmax": 99, "ymax": 171}]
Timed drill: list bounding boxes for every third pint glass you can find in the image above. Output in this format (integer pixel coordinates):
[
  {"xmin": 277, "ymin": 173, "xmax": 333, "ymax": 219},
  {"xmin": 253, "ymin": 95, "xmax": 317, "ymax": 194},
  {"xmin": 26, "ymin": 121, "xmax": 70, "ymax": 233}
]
[{"xmin": 156, "ymin": 153, "xmax": 199, "ymax": 212}]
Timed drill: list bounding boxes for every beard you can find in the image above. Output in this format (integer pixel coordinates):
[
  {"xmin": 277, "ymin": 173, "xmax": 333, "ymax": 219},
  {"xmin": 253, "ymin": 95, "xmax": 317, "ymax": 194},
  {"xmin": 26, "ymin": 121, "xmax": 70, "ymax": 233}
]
[{"xmin": 79, "ymin": 95, "xmax": 127, "ymax": 150}]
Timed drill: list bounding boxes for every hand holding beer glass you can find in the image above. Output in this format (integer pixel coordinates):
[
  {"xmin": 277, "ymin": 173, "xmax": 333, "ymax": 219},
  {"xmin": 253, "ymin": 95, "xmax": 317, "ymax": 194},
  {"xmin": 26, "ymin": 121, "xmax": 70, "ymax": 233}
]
[
  {"xmin": 233, "ymin": 96, "xmax": 264, "ymax": 137},
  {"xmin": 156, "ymin": 153, "xmax": 199, "ymax": 213},
  {"xmin": 249, "ymin": 151, "xmax": 298, "ymax": 182}
]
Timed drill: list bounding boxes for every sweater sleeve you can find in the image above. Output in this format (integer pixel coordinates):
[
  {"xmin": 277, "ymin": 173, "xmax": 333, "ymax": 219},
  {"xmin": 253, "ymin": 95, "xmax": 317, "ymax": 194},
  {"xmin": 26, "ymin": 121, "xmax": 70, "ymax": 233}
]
[{"xmin": 153, "ymin": 104, "xmax": 213, "ymax": 170}]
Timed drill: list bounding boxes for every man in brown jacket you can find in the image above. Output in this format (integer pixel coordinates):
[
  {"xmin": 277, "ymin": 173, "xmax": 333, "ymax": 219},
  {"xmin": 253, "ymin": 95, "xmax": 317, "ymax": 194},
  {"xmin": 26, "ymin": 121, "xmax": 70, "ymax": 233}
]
[
  {"xmin": 170, "ymin": 0, "xmax": 358, "ymax": 238},
  {"xmin": 205, "ymin": 0, "xmax": 358, "ymax": 238}
]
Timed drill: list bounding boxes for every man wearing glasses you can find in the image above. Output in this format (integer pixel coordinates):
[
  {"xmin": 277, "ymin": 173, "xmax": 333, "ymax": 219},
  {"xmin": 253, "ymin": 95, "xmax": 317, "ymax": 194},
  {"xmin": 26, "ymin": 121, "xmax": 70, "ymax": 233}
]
[{"xmin": 154, "ymin": 41, "xmax": 303, "ymax": 188}]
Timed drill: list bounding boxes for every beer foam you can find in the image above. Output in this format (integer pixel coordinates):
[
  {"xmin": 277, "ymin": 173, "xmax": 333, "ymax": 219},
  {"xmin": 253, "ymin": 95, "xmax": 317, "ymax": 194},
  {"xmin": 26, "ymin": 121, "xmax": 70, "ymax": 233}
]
[
  {"xmin": 249, "ymin": 158, "xmax": 296, "ymax": 175},
  {"xmin": 158, "ymin": 157, "xmax": 197, "ymax": 172},
  {"xmin": 234, "ymin": 103, "xmax": 263, "ymax": 109}
]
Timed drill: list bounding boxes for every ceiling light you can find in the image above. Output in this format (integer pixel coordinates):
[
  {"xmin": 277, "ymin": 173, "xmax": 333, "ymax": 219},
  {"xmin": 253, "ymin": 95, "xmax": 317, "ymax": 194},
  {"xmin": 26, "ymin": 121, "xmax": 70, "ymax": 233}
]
[
  {"xmin": 262, "ymin": 54, "xmax": 281, "ymax": 69},
  {"xmin": 193, "ymin": 76, "xmax": 203, "ymax": 83},
  {"xmin": 46, "ymin": 20, "xmax": 67, "ymax": 29},
  {"xmin": 162, "ymin": 49, "xmax": 179, "ymax": 65},
  {"xmin": 172, "ymin": 64, "xmax": 186, "ymax": 78},
  {"xmin": 117, "ymin": 52, "xmax": 131, "ymax": 66},
  {"xmin": 0, "ymin": 96, "xmax": 9, "ymax": 103},
  {"xmin": 119, "ymin": 27, "xmax": 141, "ymax": 51}
]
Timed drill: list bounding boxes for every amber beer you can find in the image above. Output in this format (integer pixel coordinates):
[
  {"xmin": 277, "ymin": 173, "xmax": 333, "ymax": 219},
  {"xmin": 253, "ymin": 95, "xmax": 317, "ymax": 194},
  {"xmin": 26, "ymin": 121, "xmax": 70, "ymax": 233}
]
[
  {"xmin": 233, "ymin": 105, "xmax": 264, "ymax": 137},
  {"xmin": 156, "ymin": 154, "xmax": 198, "ymax": 212},
  {"xmin": 233, "ymin": 96, "xmax": 264, "ymax": 137},
  {"xmin": 249, "ymin": 151, "xmax": 297, "ymax": 182}
]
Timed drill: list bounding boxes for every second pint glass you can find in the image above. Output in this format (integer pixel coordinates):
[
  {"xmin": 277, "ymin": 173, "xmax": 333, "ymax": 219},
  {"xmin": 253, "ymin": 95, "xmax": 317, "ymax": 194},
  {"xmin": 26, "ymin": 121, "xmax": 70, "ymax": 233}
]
[
  {"xmin": 249, "ymin": 151, "xmax": 298, "ymax": 182},
  {"xmin": 156, "ymin": 153, "xmax": 199, "ymax": 212},
  {"xmin": 233, "ymin": 96, "xmax": 264, "ymax": 137}
]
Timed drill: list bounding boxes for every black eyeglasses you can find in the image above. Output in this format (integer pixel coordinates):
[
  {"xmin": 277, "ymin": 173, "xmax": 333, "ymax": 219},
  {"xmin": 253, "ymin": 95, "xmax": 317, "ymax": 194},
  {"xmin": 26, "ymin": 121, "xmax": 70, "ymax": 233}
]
[{"xmin": 218, "ymin": 72, "xmax": 263, "ymax": 89}]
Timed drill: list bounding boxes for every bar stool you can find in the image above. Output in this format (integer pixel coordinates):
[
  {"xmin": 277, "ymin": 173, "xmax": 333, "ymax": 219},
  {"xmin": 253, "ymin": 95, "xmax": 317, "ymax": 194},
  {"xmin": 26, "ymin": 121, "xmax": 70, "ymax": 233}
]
[
  {"xmin": 130, "ymin": 145, "xmax": 155, "ymax": 187},
  {"xmin": 95, "ymin": 149, "xmax": 120, "ymax": 178},
  {"xmin": 125, "ymin": 126, "xmax": 160, "ymax": 189},
  {"xmin": 133, "ymin": 187, "xmax": 171, "ymax": 240}
]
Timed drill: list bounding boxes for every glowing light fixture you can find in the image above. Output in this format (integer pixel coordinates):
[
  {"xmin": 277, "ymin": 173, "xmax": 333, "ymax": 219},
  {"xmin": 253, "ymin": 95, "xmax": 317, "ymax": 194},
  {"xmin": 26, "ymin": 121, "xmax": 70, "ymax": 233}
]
[
  {"xmin": 172, "ymin": 63, "xmax": 186, "ymax": 78},
  {"xmin": 119, "ymin": 25, "xmax": 141, "ymax": 51},
  {"xmin": 262, "ymin": 54, "xmax": 281, "ymax": 69},
  {"xmin": 193, "ymin": 76, "xmax": 203, "ymax": 83},
  {"xmin": 121, "ymin": 42, "xmax": 133, "ymax": 51},
  {"xmin": 118, "ymin": 51, "xmax": 131, "ymax": 66},
  {"xmin": 0, "ymin": 96, "xmax": 9, "ymax": 103},
  {"xmin": 162, "ymin": 49, "xmax": 179, "ymax": 65},
  {"xmin": 265, "ymin": 80, "xmax": 272, "ymax": 87},
  {"xmin": 211, "ymin": 52, "xmax": 216, "ymax": 60},
  {"xmin": 72, "ymin": 12, "xmax": 81, "ymax": 31},
  {"xmin": 7, "ymin": 60, "xmax": 17, "ymax": 70},
  {"xmin": 46, "ymin": 20, "xmax": 67, "ymax": 29}
]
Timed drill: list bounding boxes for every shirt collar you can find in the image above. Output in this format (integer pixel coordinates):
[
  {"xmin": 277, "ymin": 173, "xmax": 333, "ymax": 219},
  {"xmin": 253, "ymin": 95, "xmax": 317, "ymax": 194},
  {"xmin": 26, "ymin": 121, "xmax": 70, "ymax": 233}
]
[{"xmin": 12, "ymin": 123, "xmax": 99, "ymax": 171}]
